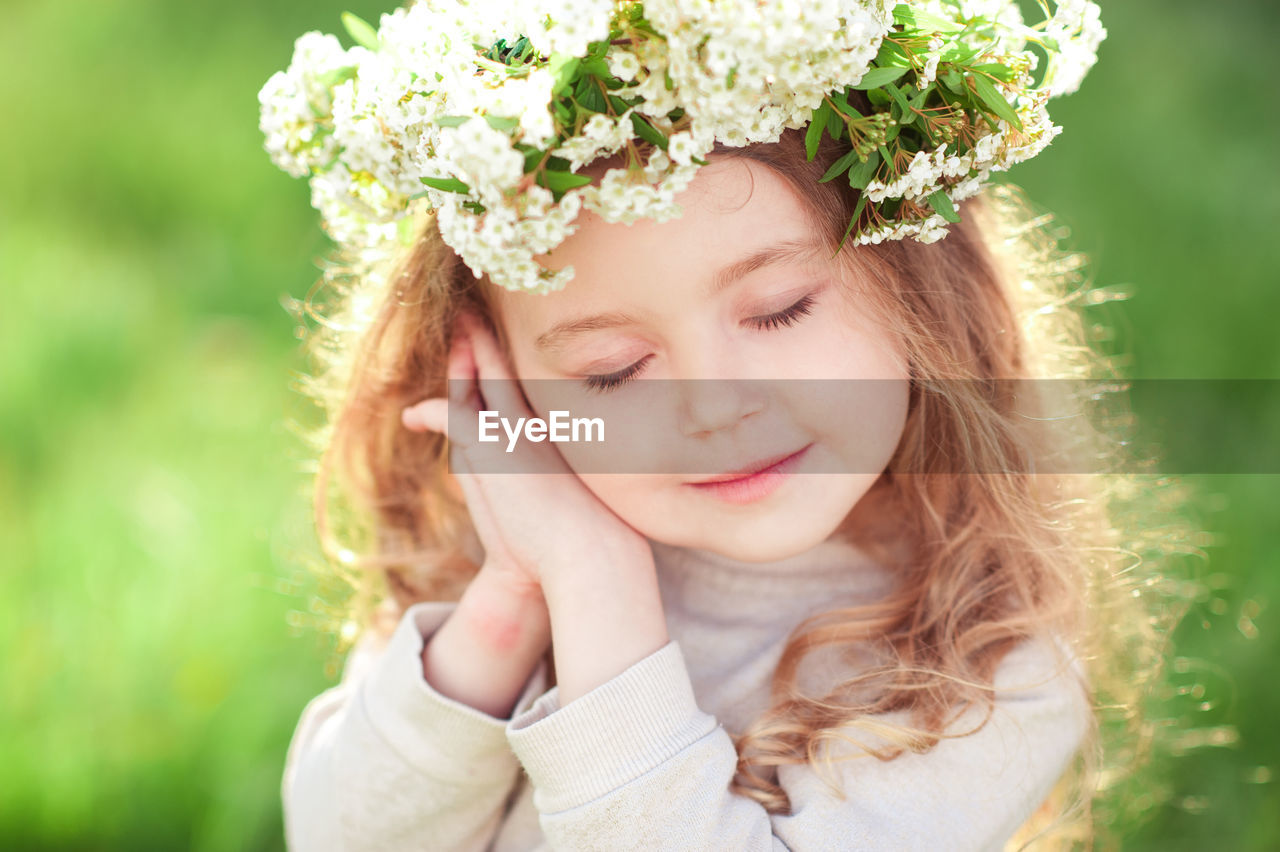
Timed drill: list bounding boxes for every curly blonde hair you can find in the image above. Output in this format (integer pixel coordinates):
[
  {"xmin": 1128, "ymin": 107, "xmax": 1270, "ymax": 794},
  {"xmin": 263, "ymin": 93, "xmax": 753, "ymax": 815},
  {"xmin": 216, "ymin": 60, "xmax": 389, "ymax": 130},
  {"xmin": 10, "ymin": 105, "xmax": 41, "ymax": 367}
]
[{"xmin": 286, "ymin": 128, "xmax": 1203, "ymax": 849}]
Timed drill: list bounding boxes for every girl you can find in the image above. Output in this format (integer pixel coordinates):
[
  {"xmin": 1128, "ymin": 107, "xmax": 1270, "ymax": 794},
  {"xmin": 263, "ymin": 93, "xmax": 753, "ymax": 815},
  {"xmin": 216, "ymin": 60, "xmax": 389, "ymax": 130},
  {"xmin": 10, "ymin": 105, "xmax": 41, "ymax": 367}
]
[{"xmin": 266, "ymin": 3, "xmax": 1197, "ymax": 849}]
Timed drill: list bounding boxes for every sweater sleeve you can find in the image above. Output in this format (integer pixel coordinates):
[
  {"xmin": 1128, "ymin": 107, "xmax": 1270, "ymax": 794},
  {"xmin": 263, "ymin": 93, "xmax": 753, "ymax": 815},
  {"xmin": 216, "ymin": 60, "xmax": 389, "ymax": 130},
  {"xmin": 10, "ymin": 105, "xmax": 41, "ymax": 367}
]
[
  {"xmin": 504, "ymin": 636, "xmax": 1091, "ymax": 852},
  {"xmin": 282, "ymin": 601, "xmax": 550, "ymax": 852}
]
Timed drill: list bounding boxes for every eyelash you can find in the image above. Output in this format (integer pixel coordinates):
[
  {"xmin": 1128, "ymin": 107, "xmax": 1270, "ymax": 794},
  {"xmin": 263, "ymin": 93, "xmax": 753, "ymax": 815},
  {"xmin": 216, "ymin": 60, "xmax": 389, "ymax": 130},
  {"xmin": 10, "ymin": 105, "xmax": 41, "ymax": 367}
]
[
  {"xmin": 583, "ymin": 355, "xmax": 653, "ymax": 392},
  {"xmin": 750, "ymin": 292, "xmax": 816, "ymax": 331},
  {"xmin": 581, "ymin": 293, "xmax": 817, "ymax": 392}
]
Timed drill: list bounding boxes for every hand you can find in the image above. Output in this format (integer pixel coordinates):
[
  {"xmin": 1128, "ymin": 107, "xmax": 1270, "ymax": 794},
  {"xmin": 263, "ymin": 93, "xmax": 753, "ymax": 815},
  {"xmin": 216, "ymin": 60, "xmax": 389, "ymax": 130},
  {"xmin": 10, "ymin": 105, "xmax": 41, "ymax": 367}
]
[
  {"xmin": 406, "ymin": 313, "xmax": 667, "ymax": 706},
  {"xmin": 401, "ymin": 312, "xmax": 655, "ymax": 598}
]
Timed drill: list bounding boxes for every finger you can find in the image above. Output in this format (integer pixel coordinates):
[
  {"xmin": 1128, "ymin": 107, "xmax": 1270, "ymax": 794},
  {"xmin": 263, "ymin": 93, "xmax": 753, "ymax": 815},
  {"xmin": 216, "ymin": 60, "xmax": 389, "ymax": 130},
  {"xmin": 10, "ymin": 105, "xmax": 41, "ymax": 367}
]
[
  {"xmin": 445, "ymin": 441, "xmax": 507, "ymax": 556},
  {"xmin": 458, "ymin": 312, "xmax": 534, "ymax": 419},
  {"xmin": 444, "ymin": 323, "xmax": 481, "ymax": 449},
  {"xmin": 444, "ymin": 318, "xmax": 474, "ymax": 385},
  {"xmin": 402, "ymin": 398, "xmax": 449, "ymax": 435}
]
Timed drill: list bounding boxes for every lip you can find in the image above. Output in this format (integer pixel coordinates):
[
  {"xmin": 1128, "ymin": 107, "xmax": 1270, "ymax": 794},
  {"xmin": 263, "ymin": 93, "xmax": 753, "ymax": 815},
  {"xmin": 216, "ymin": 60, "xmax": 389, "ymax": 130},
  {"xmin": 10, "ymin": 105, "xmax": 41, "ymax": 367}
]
[{"xmin": 684, "ymin": 443, "xmax": 813, "ymax": 505}]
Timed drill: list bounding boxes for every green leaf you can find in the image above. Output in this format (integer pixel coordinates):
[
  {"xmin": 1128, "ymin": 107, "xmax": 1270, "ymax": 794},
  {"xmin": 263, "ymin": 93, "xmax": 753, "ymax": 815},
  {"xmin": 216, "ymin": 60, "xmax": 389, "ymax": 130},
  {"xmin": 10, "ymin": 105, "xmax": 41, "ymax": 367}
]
[
  {"xmin": 829, "ymin": 89, "xmax": 864, "ymax": 119},
  {"xmin": 825, "ymin": 103, "xmax": 844, "ymax": 138},
  {"xmin": 420, "ymin": 176, "xmax": 470, "ymax": 193},
  {"xmin": 940, "ymin": 68, "xmax": 964, "ymax": 94},
  {"xmin": 522, "ymin": 147, "xmax": 545, "ymax": 172},
  {"xmin": 972, "ymin": 63, "xmax": 1016, "ymax": 82},
  {"xmin": 434, "ymin": 115, "xmax": 472, "ymax": 128},
  {"xmin": 316, "ymin": 65, "xmax": 358, "ymax": 90},
  {"xmin": 805, "ymin": 101, "xmax": 832, "ymax": 160},
  {"xmin": 819, "ymin": 149, "xmax": 861, "ymax": 183},
  {"xmin": 847, "ymin": 150, "xmax": 881, "ymax": 190},
  {"xmin": 885, "ymin": 82, "xmax": 914, "ymax": 121},
  {"xmin": 580, "ymin": 56, "xmax": 611, "ymax": 78},
  {"xmin": 970, "ymin": 74, "xmax": 1023, "ymax": 130},
  {"xmin": 578, "ymin": 80, "xmax": 607, "ymax": 113},
  {"xmin": 852, "ymin": 66, "xmax": 910, "ymax": 91},
  {"xmin": 875, "ymin": 40, "xmax": 909, "ymax": 68},
  {"xmin": 877, "ymin": 145, "xmax": 893, "ymax": 171},
  {"xmin": 538, "ymin": 170, "xmax": 593, "ymax": 194},
  {"xmin": 927, "ymin": 189, "xmax": 961, "ymax": 223},
  {"xmin": 630, "ymin": 113, "xmax": 669, "ymax": 150},
  {"xmin": 837, "ymin": 194, "xmax": 869, "ymax": 252},
  {"xmin": 941, "ymin": 45, "xmax": 979, "ymax": 65},
  {"xmin": 549, "ymin": 54, "xmax": 581, "ymax": 96},
  {"xmin": 341, "ymin": 12, "xmax": 380, "ymax": 51},
  {"xmin": 484, "ymin": 115, "xmax": 520, "ymax": 132},
  {"xmin": 893, "ymin": 4, "xmax": 964, "ymax": 33}
]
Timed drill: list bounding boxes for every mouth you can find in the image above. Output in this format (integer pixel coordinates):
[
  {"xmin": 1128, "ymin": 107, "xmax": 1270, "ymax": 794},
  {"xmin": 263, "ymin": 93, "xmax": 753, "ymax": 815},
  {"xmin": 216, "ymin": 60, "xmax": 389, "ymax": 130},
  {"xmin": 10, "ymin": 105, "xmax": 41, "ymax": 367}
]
[
  {"xmin": 682, "ymin": 443, "xmax": 814, "ymax": 504},
  {"xmin": 689, "ymin": 443, "xmax": 814, "ymax": 484}
]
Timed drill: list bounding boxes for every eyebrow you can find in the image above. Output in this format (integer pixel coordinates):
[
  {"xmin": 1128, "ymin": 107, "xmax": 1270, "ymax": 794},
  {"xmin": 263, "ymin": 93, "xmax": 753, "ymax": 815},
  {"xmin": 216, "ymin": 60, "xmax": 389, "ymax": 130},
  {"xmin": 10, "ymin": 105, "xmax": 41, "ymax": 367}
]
[
  {"xmin": 533, "ymin": 238, "xmax": 825, "ymax": 352},
  {"xmin": 709, "ymin": 238, "xmax": 823, "ymax": 297}
]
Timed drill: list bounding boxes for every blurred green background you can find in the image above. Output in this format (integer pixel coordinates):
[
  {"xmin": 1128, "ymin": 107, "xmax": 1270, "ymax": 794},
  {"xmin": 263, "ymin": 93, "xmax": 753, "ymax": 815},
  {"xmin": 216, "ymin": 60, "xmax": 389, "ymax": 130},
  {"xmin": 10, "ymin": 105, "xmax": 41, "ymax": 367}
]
[{"xmin": 1, "ymin": 1, "xmax": 1275, "ymax": 849}]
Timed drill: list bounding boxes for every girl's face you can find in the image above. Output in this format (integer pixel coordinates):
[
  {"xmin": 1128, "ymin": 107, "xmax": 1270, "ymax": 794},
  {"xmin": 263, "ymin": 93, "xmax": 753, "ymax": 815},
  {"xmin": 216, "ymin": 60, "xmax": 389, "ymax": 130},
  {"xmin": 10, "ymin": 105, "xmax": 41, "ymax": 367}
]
[{"xmin": 492, "ymin": 157, "xmax": 910, "ymax": 562}]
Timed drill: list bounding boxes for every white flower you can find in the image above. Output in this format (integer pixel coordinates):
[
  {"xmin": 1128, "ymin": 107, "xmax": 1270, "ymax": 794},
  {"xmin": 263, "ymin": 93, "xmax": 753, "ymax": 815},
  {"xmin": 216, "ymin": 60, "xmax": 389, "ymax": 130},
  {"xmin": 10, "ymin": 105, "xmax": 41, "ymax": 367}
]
[
  {"xmin": 258, "ymin": 32, "xmax": 356, "ymax": 178},
  {"xmin": 521, "ymin": 0, "xmax": 615, "ymax": 58},
  {"xmin": 916, "ymin": 213, "xmax": 950, "ymax": 243},
  {"xmin": 437, "ymin": 117, "xmax": 525, "ymax": 194},
  {"xmin": 551, "ymin": 110, "xmax": 638, "ymax": 170},
  {"xmin": 485, "ymin": 68, "xmax": 558, "ymax": 148},
  {"xmin": 1042, "ymin": 0, "xmax": 1106, "ymax": 97},
  {"xmin": 918, "ymin": 36, "xmax": 944, "ymax": 88},
  {"xmin": 608, "ymin": 51, "xmax": 642, "ymax": 82},
  {"xmin": 261, "ymin": 0, "xmax": 1105, "ymax": 294},
  {"xmin": 646, "ymin": 0, "xmax": 895, "ymax": 141},
  {"xmin": 667, "ymin": 132, "xmax": 699, "ymax": 166}
]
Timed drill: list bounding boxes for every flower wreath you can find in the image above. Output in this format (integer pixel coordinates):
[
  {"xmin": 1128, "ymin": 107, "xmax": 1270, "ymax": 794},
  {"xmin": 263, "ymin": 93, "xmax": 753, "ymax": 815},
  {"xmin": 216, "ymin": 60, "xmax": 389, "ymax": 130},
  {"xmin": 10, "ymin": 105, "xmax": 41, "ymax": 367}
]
[{"xmin": 259, "ymin": 0, "xmax": 1105, "ymax": 293}]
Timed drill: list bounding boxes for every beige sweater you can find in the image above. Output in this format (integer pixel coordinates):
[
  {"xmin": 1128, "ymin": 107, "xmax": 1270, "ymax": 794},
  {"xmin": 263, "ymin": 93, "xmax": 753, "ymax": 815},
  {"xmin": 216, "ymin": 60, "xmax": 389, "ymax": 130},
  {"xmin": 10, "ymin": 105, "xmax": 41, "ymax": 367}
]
[{"xmin": 282, "ymin": 535, "xmax": 1091, "ymax": 851}]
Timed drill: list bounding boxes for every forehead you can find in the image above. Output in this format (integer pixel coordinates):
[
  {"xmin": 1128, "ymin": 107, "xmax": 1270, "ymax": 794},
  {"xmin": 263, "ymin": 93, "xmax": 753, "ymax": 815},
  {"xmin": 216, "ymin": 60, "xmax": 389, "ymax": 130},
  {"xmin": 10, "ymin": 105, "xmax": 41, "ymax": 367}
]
[{"xmin": 494, "ymin": 158, "xmax": 825, "ymax": 334}]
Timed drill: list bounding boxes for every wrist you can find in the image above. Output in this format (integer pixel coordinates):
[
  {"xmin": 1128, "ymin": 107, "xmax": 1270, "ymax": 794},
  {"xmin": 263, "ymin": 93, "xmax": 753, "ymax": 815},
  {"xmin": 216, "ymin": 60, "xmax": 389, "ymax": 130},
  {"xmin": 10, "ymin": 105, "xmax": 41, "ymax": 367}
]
[
  {"xmin": 539, "ymin": 550, "xmax": 668, "ymax": 706},
  {"xmin": 538, "ymin": 537, "xmax": 655, "ymax": 603},
  {"xmin": 419, "ymin": 565, "xmax": 551, "ymax": 720},
  {"xmin": 461, "ymin": 563, "xmax": 552, "ymax": 652}
]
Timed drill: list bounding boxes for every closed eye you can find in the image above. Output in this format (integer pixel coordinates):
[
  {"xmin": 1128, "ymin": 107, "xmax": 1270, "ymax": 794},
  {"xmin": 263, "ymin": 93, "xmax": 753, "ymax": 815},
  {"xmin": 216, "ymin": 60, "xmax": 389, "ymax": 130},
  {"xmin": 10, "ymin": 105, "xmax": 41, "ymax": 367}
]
[
  {"xmin": 580, "ymin": 293, "xmax": 818, "ymax": 392},
  {"xmin": 583, "ymin": 355, "xmax": 653, "ymax": 393},
  {"xmin": 746, "ymin": 293, "xmax": 816, "ymax": 331}
]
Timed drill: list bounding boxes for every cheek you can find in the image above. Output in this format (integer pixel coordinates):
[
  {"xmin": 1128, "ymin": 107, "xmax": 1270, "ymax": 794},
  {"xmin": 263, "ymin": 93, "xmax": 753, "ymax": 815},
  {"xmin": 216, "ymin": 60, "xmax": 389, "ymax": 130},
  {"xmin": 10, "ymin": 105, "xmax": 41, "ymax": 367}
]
[
  {"xmin": 574, "ymin": 473, "xmax": 661, "ymax": 526},
  {"xmin": 760, "ymin": 305, "xmax": 907, "ymax": 383},
  {"xmin": 519, "ymin": 380, "xmax": 664, "ymax": 476},
  {"xmin": 783, "ymin": 377, "xmax": 909, "ymax": 473},
  {"xmin": 776, "ymin": 308, "xmax": 910, "ymax": 472}
]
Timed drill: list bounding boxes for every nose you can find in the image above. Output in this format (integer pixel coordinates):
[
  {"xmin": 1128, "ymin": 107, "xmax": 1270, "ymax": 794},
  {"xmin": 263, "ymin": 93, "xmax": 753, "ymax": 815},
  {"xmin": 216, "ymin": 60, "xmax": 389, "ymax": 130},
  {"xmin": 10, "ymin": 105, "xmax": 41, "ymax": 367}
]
[{"xmin": 676, "ymin": 379, "xmax": 766, "ymax": 438}]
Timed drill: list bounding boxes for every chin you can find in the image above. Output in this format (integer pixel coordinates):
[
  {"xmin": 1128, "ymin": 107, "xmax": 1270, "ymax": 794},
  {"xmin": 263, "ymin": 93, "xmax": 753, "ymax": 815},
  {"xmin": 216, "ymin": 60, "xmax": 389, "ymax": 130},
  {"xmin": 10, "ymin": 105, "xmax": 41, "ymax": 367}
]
[
  {"xmin": 698, "ymin": 530, "xmax": 826, "ymax": 562},
  {"xmin": 657, "ymin": 480, "xmax": 870, "ymax": 562},
  {"xmin": 706, "ymin": 510, "xmax": 846, "ymax": 561}
]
